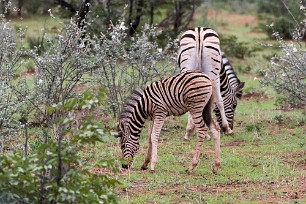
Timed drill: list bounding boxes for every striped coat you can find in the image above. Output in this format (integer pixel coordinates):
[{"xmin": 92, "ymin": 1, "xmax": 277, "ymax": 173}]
[
  {"xmin": 117, "ymin": 71, "xmax": 220, "ymax": 173},
  {"xmin": 184, "ymin": 53, "xmax": 245, "ymax": 139},
  {"xmin": 177, "ymin": 27, "xmax": 233, "ymax": 134}
]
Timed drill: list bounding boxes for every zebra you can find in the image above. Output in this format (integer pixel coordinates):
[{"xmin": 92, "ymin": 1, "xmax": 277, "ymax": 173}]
[
  {"xmin": 116, "ymin": 71, "xmax": 221, "ymax": 173},
  {"xmin": 177, "ymin": 27, "xmax": 232, "ymax": 135},
  {"xmin": 184, "ymin": 52, "xmax": 245, "ymax": 139}
]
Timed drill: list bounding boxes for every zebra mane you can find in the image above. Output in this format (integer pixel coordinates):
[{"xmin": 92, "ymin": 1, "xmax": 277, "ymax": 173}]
[
  {"xmin": 221, "ymin": 53, "xmax": 241, "ymax": 85},
  {"xmin": 120, "ymin": 88, "xmax": 145, "ymax": 120}
]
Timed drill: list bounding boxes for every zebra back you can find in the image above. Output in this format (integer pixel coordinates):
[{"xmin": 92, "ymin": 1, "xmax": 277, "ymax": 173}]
[{"xmin": 214, "ymin": 53, "xmax": 245, "ymax": 130}]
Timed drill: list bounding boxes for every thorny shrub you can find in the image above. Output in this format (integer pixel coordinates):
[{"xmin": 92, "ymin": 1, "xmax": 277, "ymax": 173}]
[
  {"xmin": 0, "ymin": 89, "xmax": 119, "ymax": 203},
  {"xmin": 93, "ymin": 20, "xmax": 178, "ymax": 117},
  {"xmin": 0, "ymin": 16, "xmax": 24, "ymax": 153},
  {"xmin": 262, "ymin": 4, "xmax": 306, "ymax": 108}
]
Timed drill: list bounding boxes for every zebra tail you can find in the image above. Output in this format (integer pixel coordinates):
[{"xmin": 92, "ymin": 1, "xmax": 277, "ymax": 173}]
[{"xmin": 202, "ymin": 95, "xmax": 213, "ymax": 127}]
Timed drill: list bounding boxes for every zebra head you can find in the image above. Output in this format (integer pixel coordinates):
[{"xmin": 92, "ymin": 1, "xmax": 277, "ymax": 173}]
[
  {"xmin": 214, "ymin": 81, "xmax": 245, "ymax": 132},
  {"xmin": 116, "ymin": 119, "xmax": 140, "ymax": 169}
]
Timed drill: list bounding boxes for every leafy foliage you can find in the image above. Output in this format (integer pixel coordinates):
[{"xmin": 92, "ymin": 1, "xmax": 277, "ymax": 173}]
[
  {"xmin": 262, "ymin": 4, "xmax": 306, "ymax": 108},
  {"xmin": 0, "ymin": 89, "xmax": 119, "ymax": 203},
  {"xmin": 257, "ymin": 0, "xmax": 303, "ymax": 39},
  {"xmin": 0, "ymin": 16, "xmax": 24, "ymax": 153},
  {"xmin": 92, "ymin": 20, "xmax": 178, "ymax": 117},
  {"xmin": 221, "ymin": 35, "xmax": 261, "ymax": 59}
]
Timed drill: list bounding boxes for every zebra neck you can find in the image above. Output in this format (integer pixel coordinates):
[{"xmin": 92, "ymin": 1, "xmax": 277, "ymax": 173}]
[{"xmin": 120, "ymin": 89, "xmax": 149, "ymax": 133}]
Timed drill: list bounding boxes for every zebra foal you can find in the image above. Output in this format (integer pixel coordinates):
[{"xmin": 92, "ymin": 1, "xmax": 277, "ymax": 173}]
[{"xmin": 116, "ymin": 71, "xmax": 221, "ymax": 173}]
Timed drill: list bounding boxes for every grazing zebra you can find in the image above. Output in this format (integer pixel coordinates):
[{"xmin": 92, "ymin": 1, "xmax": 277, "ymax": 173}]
[
  {"xmin": 116, "ymin": 71, "xmax": 221, "ymax": 173},
  {"xmin": 184, "ymin": 53, "xmax": 245, "ymax": 139},
  {"xmin": 177, "ymin": 27, "xmax": 232, "ymax": 135}
]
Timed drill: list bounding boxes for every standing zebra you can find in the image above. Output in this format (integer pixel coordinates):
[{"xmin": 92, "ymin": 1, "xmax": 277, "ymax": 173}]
[
  {"xmin": 177, "ymin": 27, "xmax": 232, "ymax": 135},
  {"xmin": 184, "ymin": 53, "xmax": 245, "ymax": 139},
  {"xmin": 116, "ymin": 71, "xmax": 221, "ymax": 173}
]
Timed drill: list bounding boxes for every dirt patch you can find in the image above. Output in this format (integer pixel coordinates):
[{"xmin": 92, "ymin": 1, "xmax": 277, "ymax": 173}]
[
  {"xmin": 207, "ymin": 10, "xmax": 258, "ymax": 26},
  {"xmin": 242, "ymin": 91, "xmax": 269, "ymax": 101},
  {"xmin": 189, "ymin": 177, "xmax": 306, "ymax": 203},
  {"xmin": 222, "ymin": 140, "xmax": 246, "ymax": 147},
  {"xmin": 20, "ymin": 70, "xmax": 36, "ymax": 78},
  {"xmin": 282, "ymin": 151, "xmax": 306, "ymax": 171},
  {"xmin": 118, "ymin": 176, "xmax": 306, "ymax": 202}
]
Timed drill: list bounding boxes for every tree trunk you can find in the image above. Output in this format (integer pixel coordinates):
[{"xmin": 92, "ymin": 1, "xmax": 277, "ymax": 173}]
[
  {"xmin": 77, "ymin": 0, "xmax": 90, "ymax": 30},
  {"xmin": 55, "ymin": 0, "xmax": 76, "ymax": 14},
  {"xmin": 150, "ymin": 0, "xmax": 158, "ymax": 26},
  {"xmin": 173, "ymin": 1, "xmax": 182, "ymax": 35},
  {"xmin": 2, "ymin": 0, "xmax": 10, "ymax": 16},
  {"xmin": 17, "ymin": 0, "xmax": 24, "ymax": 16},
  {"xmin": 128, "ymin": 0, "xmax": 144, "ymax": 37}
]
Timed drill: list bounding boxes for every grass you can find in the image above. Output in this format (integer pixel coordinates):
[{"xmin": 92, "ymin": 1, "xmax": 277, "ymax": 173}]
[
  {"xmin": 6, "ymin": 7, "xmax": 306, "ymax": 204},
  {"xmin": 92, "ymin": 9, "xmax": 306, "ymax": 203},
  {"xmin": 91, "ymin": 95, "xmax": 305, "ymax": 203}
]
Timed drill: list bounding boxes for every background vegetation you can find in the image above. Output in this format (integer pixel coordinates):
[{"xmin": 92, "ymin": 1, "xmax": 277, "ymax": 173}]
[{"xmin": 0, "ymin": 0, "xmax": 305, "ymax": 203}]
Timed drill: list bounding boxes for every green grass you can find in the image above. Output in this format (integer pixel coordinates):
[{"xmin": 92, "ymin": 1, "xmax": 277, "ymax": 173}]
[
  {"xmin": 80, "ymin": 9, "xmax": 306, "ymax": 203},
  {"xmin": 8, "ymin": 9, "xmax": 306, "ymax": 204},
  {"xmin": 89, "ymin": 96, "xmax": 305, "ymax": 203}
]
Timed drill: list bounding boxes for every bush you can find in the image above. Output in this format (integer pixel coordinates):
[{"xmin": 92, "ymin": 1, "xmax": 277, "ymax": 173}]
[
  {"xmin": 93, "ymin": 20, "xmax": 178, "ymax": 117},
  {"xmin": 0, "ymin": 90, "xmax": 119, "ymax": 203},
  {"xmin": 262, "ymin": 27, "xmax": 306, "ymax": 108},
  {"xmin": 0, "ymin": 17, "xmax": 24, "ymax": 153},
  {"xmin": 257, "ymin": 0, "xmax": 303, "ymax": 39},
  {"xmin": 220, "ymin": 35, "xmax": 260, "ymax": 59}
]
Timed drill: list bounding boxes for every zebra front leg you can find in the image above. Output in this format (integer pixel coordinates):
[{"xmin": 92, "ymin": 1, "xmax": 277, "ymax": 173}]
[
  {"xmin": 210, "ymin": 120, "xmax": 221, "ymax": 174},
  {"xmin": 150, "ymin": 117, "xmax": 165, "ymax": 172},
  {"xmin": 213, "ymin": 78, "xmax": 233, "ymax": 135},
  {"xmin": 141, "ymin": 123, "xmax": 153, "ymax": 170},
  {"xmin": 184, "ymin": 112, "xmax": 196, "ymax": 140}
]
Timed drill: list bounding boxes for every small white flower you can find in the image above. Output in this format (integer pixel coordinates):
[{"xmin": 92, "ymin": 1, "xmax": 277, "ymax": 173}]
[
  {"xmin": 157, "ymin": 48, "xmax": 162, "ymax": 53},
  {"xmin": 38, "ymin": 79, "xmax": 43, "ymax": 84},
  {"xmin": 119, "ymin": 22, "xmax": 127, "ymax": 31},
  {"xmin": 282, "ymin": 73, "xmax": 286, "ymax": 77},
  {"xmin": 253, "ymin": 77, "xmax": 257, "ymax": 80}
]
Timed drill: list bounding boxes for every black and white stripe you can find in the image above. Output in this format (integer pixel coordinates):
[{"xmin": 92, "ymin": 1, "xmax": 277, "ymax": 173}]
[
  {"xmin": 214, "ymin": 53, "xmax": 244, "ymax": 131},
  {"xmin": 178, "ymin": 27, "xmax": 233, "ymax": 134},
  {"xmin": 117, "ymin": 71, "xmax": 221, "ymax": 173}
]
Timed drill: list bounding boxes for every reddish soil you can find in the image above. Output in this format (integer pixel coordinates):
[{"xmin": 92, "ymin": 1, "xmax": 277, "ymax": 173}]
[
  {"xmin": 117, "ymin": 176, "xmax": 306, "ymax": 203},
  {"xmin": 207, "ymin": 10, "xmax": 258, "ymax": 26},
  {"xmin": 20, "ymin": 70, "xmax": 36, "ymax": 78}
]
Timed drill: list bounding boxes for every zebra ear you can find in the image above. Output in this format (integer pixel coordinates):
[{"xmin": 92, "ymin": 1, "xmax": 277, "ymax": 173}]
[
  {"xmin": 236, "ymin": 82, "xmax": 245, "ymax": 99},
  {"xmin": 238, "ymin": 82, "xmax": 245, "ymax": 90}
]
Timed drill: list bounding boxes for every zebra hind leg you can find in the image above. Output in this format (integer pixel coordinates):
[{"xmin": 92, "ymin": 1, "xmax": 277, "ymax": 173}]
[
  {"xmin": 184, "ymin": 112, "xmax": 196, "ymax": 140},
  {"xmin": 186, "ymin": 112, "xmax": 210, "ymax": 173},
  {"xmin": 210, "ymin": 119, "xmax": 221, "ymax": 174}
]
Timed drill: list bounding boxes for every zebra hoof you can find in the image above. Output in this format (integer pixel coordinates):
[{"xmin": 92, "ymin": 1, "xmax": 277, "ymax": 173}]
[
  {"xmin": 224, "ymin": 128, "xmax": 233, "ymax": 135},
  {"xmin": 212, "ymin": 166, "xmax": 219, "ymax": 174},
  {"xmin": 185, "ymin": 169, "xmax": 192, "ymax": 174},
  {"xmin": 149, "ymin": 169, "xmax": 155, "ymax": 173},
  {"xmin": 140, "ymin": 165, "xmax": 148, "ymax": 170}
]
